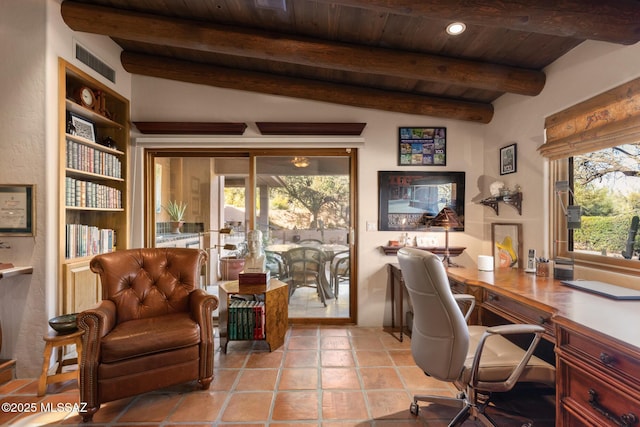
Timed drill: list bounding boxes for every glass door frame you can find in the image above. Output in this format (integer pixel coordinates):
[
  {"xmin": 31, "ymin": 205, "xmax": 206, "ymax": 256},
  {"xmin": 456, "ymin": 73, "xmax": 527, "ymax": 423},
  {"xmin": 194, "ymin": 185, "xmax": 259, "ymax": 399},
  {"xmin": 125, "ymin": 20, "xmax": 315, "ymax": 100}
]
[{"xmin": 144, "ymin": 147, "xmax": 358, "ymax": 325}]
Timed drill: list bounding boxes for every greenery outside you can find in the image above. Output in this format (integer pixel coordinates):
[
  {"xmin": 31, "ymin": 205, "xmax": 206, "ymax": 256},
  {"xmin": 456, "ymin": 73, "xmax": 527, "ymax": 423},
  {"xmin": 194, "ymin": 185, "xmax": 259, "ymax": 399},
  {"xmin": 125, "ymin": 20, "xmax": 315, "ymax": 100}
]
[
  {"xmin": 572, "ymin": 143, "xmax": 640, "ymax": 257},
  {"xmin": 225, "ymin": 175, "xmax": 350, "ymax": 232}
]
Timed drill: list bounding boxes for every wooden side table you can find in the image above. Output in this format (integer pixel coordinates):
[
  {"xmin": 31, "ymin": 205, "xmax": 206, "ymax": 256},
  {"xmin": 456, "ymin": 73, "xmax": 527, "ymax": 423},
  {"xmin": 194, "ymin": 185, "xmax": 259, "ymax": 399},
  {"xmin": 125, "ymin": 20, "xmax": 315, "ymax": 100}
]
[
  {"xmin": 218, "ymin": 279, "xmax": 289, "ymax": 353},
  {"xmin": 37, "ymin": 329, "xmax": 83, "ymax": 396}
]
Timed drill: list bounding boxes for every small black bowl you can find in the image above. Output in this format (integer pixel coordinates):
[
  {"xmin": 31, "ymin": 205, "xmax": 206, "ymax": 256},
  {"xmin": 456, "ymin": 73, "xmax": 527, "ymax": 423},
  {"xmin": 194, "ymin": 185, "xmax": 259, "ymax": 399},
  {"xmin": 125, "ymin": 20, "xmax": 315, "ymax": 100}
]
[{"xmin": 48, "ymin": 313, "xmax": 79, "ymax": 334}]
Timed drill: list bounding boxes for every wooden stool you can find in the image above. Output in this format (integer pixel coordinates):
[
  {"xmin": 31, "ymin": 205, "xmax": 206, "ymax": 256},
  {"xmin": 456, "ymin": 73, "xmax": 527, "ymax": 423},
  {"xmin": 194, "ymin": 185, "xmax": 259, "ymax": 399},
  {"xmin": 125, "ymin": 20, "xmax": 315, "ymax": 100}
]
[{"xmin": 37, "ymin": 329, "xmax": 83, "ymax": 396}]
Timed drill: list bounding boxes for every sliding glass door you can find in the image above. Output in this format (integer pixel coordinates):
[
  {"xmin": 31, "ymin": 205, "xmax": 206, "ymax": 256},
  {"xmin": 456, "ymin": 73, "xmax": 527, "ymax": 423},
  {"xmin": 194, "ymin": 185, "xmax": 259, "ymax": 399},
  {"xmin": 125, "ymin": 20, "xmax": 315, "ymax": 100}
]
[
  {"xmin": 147, "ymin": 149, "xmax": 356, "ymax": 323},
  {"xmin": 254, "ymin": 154, "xmax": 354, "ymax": 320}
]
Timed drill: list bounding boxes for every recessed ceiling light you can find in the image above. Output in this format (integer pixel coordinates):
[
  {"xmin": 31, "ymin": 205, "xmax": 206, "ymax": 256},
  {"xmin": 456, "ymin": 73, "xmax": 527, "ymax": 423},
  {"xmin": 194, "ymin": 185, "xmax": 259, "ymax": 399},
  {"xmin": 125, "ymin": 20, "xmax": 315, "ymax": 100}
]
[{"xmin": 446, "ymin": 22, "xmax": 466, "ymax": 35}]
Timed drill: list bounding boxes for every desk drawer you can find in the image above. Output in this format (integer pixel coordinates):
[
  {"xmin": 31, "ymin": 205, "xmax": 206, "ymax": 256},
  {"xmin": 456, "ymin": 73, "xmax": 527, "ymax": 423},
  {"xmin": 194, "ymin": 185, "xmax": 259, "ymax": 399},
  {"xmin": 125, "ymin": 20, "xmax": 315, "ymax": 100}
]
[
  {"xmin": 558, "ymin": 326, "xmax": 640, "ymax": 389},
  {"xmin": 482, "ymin": 290, "xmax": 555, "ymax": 338},
  {"xmin": 559, "ymin": 359, "xmax": 640, "ymax": 427},
  {"xmin": 449, "ymin": 279, "xmax": 466, "ymax": 294}
]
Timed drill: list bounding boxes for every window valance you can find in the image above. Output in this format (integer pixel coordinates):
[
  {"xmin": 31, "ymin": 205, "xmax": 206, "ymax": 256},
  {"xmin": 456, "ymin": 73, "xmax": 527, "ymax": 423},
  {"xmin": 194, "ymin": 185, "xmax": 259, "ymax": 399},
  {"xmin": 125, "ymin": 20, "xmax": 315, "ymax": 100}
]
[{"xmin": 539, "ymin": 77, "xmax": 640, "ymax": 160}]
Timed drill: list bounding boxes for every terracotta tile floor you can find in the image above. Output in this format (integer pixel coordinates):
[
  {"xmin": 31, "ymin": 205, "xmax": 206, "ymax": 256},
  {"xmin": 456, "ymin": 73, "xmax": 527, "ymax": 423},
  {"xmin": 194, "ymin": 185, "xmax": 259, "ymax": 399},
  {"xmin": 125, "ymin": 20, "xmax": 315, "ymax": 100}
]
[{"xmin": 0, "ymin": 326, "xmax": 555, "ymax": 426}]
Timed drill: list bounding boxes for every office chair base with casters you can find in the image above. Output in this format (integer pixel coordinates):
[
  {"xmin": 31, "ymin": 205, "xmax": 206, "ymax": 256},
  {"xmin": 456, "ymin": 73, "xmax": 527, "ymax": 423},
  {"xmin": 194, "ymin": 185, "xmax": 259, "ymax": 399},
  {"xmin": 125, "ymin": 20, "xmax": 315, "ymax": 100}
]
[
  {"xmin": 397, "ymin": 247, "xmax": 555, "ymax": 427},
  {"xmin": 409, "ymin": 391, "xmax": 535, "ymax": 427}
]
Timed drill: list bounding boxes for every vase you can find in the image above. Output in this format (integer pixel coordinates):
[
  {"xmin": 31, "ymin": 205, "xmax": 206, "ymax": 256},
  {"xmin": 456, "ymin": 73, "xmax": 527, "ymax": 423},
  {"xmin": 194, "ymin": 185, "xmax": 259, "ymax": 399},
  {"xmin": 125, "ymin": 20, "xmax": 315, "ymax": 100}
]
[
  {"xmin": 170, "ymin": 221, "xmax": 184, "ymax": 234},
  {"xmin": 220, "ymin": 256, "xmax": 245, "ymax": 281}
]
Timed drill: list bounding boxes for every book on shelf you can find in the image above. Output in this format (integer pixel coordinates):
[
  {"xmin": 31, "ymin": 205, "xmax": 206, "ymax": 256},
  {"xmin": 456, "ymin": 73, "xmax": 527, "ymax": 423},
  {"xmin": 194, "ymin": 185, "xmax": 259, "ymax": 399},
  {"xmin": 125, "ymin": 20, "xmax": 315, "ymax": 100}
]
[
  {"xmin": 65, "ymin": 223, "xmax": 115, "ymax": 258},
  {"xmin": 66, "ymin": 139, "xmax": 122, "ymax": 178},
  {"xmin": 228, "ymin": 299, "xmax": 265, "ymax": 340},
  {"xmin": 65, "ymin": 177, "xmax": 122, "ymax": 209}
]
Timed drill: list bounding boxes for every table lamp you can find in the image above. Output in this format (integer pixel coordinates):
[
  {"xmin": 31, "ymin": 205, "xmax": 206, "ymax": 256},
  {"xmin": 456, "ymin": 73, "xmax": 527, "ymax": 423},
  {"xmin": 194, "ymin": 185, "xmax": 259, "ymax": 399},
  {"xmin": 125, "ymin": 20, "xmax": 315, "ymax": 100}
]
[{"xmin": 429, "ymin": 207, "xmax": 462, "ymax": 267}]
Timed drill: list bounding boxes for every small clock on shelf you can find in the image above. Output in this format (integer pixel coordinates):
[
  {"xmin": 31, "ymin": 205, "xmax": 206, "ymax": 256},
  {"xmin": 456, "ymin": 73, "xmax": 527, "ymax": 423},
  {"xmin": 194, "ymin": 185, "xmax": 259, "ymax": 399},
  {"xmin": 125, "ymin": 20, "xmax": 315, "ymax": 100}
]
[{"xmin": 75, "ymin": 85, "xmax": 103, "ymax": 113}]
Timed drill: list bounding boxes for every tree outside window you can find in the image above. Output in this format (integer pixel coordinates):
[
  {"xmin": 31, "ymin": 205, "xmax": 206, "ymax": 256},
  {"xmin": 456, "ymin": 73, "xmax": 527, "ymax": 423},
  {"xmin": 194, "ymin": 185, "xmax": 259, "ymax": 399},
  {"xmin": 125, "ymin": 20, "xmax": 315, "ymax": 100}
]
[{"xmin": 571, "ymin": 142, "xmax": 640, "ymax": 259}]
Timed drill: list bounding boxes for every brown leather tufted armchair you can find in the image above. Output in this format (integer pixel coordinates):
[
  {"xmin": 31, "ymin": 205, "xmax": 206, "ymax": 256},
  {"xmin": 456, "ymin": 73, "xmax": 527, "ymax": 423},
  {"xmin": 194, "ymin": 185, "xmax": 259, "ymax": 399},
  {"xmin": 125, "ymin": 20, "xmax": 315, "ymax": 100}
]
[{"xmin": 77, "ymin": 248, "xmax": 218, "ymax": 422}]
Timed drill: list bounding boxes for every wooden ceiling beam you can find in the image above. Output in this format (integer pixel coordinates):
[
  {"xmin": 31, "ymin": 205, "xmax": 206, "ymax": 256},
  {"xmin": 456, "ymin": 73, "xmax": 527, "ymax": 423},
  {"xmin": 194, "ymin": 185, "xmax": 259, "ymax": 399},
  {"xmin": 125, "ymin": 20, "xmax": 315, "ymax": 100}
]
[
  {"xmin": 120, "ymin": 52, "xmax": 494, "ymax": 124},
  {"xmin": 60, "ymin": 1, "xmax": 544, "ymax": 96},
  {"xmin": 317, "ymin": 0, "xmax": 640, "ymax": 45}
]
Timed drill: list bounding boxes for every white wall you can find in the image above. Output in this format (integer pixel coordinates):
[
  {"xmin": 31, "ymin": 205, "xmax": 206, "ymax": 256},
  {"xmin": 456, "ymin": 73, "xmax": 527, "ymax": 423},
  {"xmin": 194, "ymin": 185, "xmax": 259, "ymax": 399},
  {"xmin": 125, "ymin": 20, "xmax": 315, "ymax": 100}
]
[
  {"xmin": 0, "ymin": 0, "xmax": 131, "ymax": 377},
  {"xmin": 485, "ymin": 40, "xmax": 640, "ymax": 286},
  {"xmin": 131, "ymin": 40, "xmax": 640, "ymax": 324},
  {"xmin": 129, "ymin": 76, "xmax": 487, "ymax": 326},
  {"xmin": 0, "ymin": 0, "xmax": 47, "ymax": 377}
]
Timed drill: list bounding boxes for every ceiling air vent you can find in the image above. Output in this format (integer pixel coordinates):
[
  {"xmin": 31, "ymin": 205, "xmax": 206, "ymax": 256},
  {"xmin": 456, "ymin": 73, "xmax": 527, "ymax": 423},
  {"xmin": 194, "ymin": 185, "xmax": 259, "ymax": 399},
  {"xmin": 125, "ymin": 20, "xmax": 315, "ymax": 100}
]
[
  {"xmin": 255, "ymin": 0, "xmax": 287, "ymax": 12},
  {"xmin": 75, "ymin": 43, "xmax": 116, "ymax": 84}
]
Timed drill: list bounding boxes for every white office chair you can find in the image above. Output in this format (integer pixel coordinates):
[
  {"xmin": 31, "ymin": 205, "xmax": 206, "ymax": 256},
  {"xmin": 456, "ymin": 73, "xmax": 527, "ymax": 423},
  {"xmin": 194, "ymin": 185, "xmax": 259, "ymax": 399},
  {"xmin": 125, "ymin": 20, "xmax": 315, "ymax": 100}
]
[{"xmin": 397, "ymin": 247, "xmax": 555, "ymax": 426}]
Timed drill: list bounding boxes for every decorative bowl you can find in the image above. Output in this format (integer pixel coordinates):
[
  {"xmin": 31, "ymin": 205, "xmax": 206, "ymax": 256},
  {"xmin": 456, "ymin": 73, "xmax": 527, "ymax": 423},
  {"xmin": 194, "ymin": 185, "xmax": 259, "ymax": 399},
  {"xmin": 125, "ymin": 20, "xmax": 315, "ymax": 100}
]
[{"xmin": 48, "ymin": 313, "xmax": 79, "ymax": 334}]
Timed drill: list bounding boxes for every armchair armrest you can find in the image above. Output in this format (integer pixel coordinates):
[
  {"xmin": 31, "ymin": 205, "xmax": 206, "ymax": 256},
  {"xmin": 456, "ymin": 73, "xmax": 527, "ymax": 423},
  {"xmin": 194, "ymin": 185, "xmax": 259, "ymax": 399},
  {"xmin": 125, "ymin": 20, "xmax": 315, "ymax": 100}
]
[
  {"xmin": 470, "ymin": 323, "xmax": 545, "ymax": 393},
  {"xmin": 77, "ymin": 299, "xmax": 117, "ymax": 365},
  {"xmin": 453, "ymin": 294, "xmax": 476, "ymax": 322},
  {"xmin": 189, "ymin": 288, "xmax": 219, "ymax": 329},
  {"xmin": 77, "ymin": 299, "xmax": 117, "ymax": 340},
  {"xmin": 77, "ymin": 299, "xmax": 116, "ymax": 415},
  {"xmin": 189, "ymin": 289, "xmax": 219, "ymax": 380}
]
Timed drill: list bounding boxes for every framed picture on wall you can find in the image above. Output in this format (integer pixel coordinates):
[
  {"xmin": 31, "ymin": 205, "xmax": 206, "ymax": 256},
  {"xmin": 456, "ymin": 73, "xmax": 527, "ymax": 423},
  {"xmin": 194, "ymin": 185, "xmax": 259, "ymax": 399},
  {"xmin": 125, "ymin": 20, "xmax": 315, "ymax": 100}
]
[
  {"xmin": 491, "ymin": 222, "xmax": 523, "ymax": 269},
  {"xmin": 398, "ymin": 127, "xmax": 446, "ymax": 166},
  {"xmin": 0, "ymin": 184, "xmax": 35, "ymax": 236},
  {"xmin": 378, "ymin": 171, "xmax": 465, "ymax": 231},
  {"xmin": 500, "ymin": 143, "xmax": 517, "ymax": 175}
]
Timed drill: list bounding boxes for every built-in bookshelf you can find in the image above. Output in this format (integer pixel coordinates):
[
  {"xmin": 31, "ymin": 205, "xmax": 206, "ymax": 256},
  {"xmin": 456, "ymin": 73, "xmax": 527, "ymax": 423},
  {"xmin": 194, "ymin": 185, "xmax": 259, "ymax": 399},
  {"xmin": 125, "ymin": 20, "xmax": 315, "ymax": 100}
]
[{"xmin": 58, "ymin": 58, "xmax": 130, "ymax": 314}]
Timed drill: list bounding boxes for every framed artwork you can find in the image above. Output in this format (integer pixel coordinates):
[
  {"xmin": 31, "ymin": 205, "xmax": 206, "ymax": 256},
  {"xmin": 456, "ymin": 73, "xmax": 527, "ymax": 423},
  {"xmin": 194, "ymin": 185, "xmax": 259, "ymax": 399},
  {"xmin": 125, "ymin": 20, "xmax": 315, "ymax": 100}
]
[
  {"xmin": 491, "ymin": 222, "xmax": 523, "ymax": 269},
  {"xmin": 378, "ymin": 171, "xmax": 465, "ymax": 231},
  {"xmin": 500, "ymin": 143, "xmax": 517, "ymax": 175},
  {"xmin": 69, "ymin": 113, "xmax": 96, "ymax": 143},
  {"xmin": 398, "ymin": 127, "xmax": 446, "ymax": 166},
  {"xmin": 0, "ymin": 184, "xmax": 35, "ymax": 236},
  {"xmin": 191, "ymin": 177, "xmax": 200, "ymax": 193}
]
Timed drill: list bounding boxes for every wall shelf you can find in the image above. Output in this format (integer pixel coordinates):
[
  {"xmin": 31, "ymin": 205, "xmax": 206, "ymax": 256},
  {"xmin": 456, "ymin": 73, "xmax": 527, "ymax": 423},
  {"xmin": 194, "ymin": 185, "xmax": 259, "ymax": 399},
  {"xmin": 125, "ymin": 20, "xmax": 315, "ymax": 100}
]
[
  {"xmin": 133, "ymin": 121, "xmax": 248, "ymax": 135},
  {"xmin": 380, "ymin": 246, "xmax": 466, "ymax": 257},
  {"xmin": 0, "ymin": 265, "xmax": 33, "ymax": 279},
  {"xmin": 256, "ymin": 122, "xmax": 366, "ymax": 135},
  {"xmin": 480, "ymin": 192, "xmax": 522, "ymax": 215}
]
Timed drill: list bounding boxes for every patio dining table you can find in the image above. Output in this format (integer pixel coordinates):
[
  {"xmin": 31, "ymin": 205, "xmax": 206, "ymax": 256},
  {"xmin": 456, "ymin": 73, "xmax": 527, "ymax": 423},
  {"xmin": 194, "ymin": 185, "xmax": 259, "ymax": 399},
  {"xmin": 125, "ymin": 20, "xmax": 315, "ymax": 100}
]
[
  {"xmin": 266, "ymin": 243, "xmax": 348, "ymax": 258},
  {"xmin": 265, "ymin": 243, "xmax": 349, "ymax": 301}
]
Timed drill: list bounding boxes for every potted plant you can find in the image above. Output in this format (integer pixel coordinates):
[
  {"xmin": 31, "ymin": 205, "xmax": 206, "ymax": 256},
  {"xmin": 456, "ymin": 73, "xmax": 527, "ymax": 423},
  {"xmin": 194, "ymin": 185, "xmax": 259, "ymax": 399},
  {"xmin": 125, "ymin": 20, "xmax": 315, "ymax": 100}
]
[{"xmin": 164, "ymin": 200, "xmax": 187, "ymax": 233}]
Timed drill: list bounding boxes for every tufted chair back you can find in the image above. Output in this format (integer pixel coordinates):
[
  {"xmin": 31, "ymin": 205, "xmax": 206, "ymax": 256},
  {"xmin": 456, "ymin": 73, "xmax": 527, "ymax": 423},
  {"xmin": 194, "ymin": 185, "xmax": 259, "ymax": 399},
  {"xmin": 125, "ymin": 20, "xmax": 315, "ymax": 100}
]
[{"xmin": 91, "ymin": 248, "xmax": 202, "ymax": 323}]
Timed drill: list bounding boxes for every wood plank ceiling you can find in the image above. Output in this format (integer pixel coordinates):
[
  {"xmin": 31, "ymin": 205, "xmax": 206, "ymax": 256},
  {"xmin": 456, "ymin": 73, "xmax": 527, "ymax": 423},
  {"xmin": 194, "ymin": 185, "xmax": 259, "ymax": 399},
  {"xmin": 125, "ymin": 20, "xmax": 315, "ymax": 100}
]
[{"xmin": 60, "ymin": 0, "xmax": 640, "ymax": 123}]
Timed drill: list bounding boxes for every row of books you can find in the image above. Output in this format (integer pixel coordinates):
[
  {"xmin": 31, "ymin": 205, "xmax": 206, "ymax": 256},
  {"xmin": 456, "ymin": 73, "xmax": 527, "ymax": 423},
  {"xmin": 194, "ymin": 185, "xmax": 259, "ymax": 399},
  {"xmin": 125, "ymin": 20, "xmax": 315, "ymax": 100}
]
[
  {"xmin": 66, "ymin": 139, "xmax": 122, "ymax": 178},
  {"xmin": 65, "ymin": 177, "xmax": 122, "ymax": 209},
  {"xmin": 65, "ymin": 223, "xmax": 115, "ymax": 258},
  {"xmin": 228, "ymin": 299, "xmax": 266, "ymax": 340}
]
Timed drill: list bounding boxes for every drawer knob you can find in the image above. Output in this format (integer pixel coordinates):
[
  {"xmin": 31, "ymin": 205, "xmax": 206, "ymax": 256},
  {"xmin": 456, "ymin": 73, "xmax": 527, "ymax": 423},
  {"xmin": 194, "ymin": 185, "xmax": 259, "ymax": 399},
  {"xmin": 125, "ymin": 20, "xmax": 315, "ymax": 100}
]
[
  {"xmin": 488, "ymin": 294, "xmax": 498, "ymax": 302},
  {"xmin": 599, "ymin": 352, "xmax": 615, "ymax": 366},
  {"xmin": 538, "ymin": 316, "xmax": 548, "ymax": 324},
  {"xmin": 588, "ymin": 389, "xmax": 638, "ymax": 427}
]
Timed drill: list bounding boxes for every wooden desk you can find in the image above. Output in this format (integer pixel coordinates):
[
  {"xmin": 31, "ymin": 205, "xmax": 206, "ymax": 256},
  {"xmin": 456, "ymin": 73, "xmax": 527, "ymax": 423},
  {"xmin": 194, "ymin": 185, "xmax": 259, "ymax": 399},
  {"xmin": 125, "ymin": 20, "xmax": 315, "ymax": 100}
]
[
  {"xmin": 389, "ymin": 264, "xmax": 640, "ymax": 426},
  {"xmin": 387, "ymin": 263, "xmax": 406, "ymax": 341}
]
